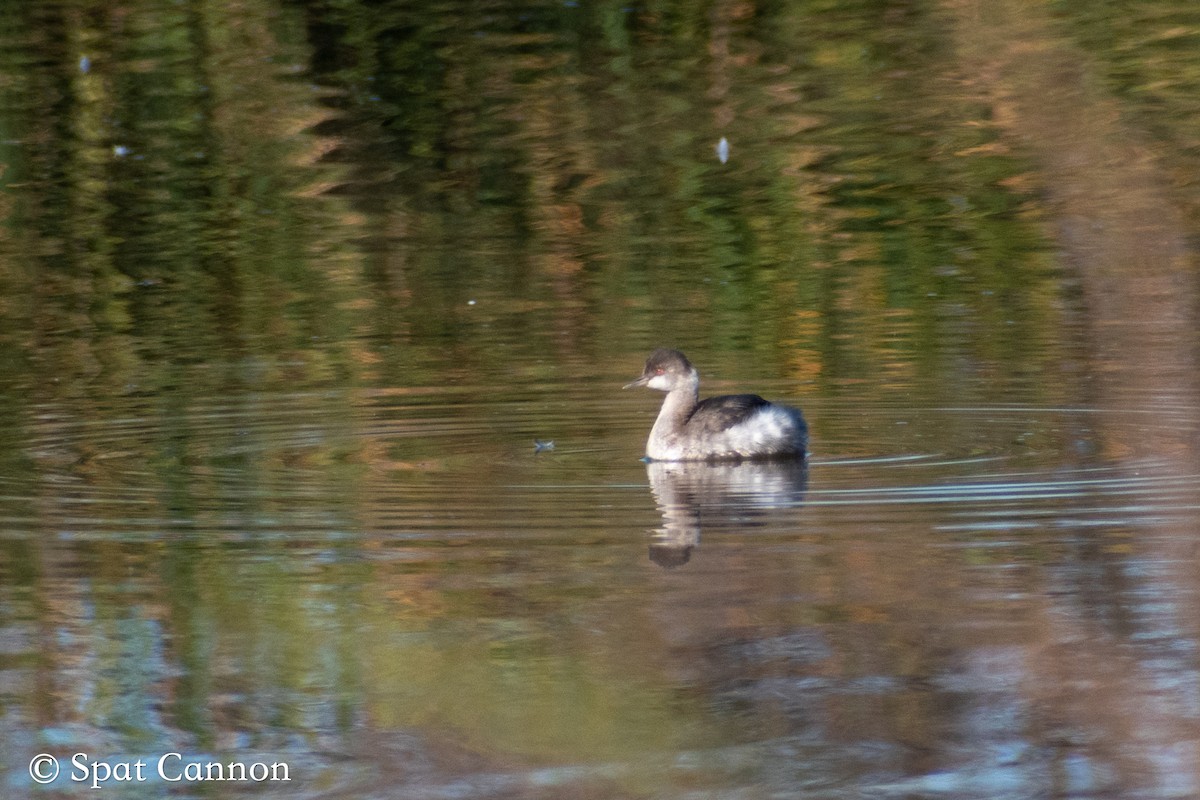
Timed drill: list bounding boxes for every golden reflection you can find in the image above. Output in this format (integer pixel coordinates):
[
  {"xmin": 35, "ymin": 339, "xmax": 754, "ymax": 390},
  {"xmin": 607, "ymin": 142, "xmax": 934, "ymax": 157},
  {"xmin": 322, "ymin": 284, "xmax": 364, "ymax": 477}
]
[
  {"xmin": 949, "ymin": 0, "xmax": 1200, "ymax": 794},
  {"xmin": 950, "ymin": 0, "xmax": 1199, "ymax": 447}
]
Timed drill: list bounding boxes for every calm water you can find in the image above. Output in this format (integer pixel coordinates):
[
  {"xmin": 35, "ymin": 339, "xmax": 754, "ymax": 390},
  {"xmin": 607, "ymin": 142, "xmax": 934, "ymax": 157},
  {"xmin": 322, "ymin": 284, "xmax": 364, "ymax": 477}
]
[{"xmin": 3, "ymin": 1, "xmax": 1200, "ymax": 799}]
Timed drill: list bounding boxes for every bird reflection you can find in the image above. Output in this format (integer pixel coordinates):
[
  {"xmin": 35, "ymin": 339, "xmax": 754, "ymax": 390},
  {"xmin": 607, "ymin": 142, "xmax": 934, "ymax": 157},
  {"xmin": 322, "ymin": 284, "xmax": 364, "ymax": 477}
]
[{"xmin": 644, "ymin": 459, "xmax": 808, "ymax": 567}]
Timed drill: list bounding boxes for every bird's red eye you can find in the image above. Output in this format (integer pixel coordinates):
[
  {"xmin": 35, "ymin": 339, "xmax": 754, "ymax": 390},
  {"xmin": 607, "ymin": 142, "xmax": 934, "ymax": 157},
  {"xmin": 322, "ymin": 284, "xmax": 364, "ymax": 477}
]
[{"xmin": 655, "ymin": 367, "xmax": 665, "ymax": 375}]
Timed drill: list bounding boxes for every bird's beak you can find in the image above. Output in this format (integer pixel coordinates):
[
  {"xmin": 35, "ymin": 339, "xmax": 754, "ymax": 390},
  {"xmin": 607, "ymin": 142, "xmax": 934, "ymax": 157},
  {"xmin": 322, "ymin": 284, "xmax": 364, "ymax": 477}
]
[{"xmin": 623, "ymin": 375, "xmax": 649, "ymax": 390}]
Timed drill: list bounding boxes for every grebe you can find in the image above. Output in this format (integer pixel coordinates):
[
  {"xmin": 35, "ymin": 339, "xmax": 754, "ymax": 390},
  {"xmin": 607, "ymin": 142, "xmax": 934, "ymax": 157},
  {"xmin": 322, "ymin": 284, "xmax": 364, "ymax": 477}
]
[{"xmin": 624, "ymin": 348, "xmax": 808, "ymax": 461}]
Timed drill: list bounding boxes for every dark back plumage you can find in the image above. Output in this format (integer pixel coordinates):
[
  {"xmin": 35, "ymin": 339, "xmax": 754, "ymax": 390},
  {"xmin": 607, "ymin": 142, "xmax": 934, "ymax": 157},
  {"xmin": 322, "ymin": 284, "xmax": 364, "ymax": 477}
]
[{"xmin": 686, "ymin": 394, "xmax": 772, "ymax": 434}]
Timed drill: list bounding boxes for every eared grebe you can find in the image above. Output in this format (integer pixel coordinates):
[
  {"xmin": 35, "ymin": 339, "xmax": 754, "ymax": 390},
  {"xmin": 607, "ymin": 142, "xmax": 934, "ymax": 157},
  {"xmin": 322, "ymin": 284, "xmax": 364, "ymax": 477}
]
[{"xmin": 624, "ymin": 348, "xmax": 808, "ymax": 461}]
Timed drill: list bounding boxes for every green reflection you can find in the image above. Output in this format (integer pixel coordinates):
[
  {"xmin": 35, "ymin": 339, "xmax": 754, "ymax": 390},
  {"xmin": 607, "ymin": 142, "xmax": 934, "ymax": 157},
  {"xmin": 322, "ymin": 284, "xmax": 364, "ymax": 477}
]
[
  {"xmin": 0, "ymin": 0, "xmax": 1198, "ymax": 797},
  {"xmin": 294, "ymin": 0, "xmax": 1071, "ymax": 409}
]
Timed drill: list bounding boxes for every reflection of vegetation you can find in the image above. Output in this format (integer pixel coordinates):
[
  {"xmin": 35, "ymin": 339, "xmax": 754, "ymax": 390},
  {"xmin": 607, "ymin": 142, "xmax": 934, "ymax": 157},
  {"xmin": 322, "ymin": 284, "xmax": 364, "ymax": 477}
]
[
  {"xmin": 1, "ymin": 0, "xmax": 1198, "ymax": 788},
  {"xmin": 294, "ymin": 0, "xmax": 1069, "ymax": 407},
  {"xmin": 0, "ymin": 2, "xmax": 361, "ymax": 398},
  {"xmin": 1054, "ymin": 1, "xmax": 1200, "ymax": 226}
]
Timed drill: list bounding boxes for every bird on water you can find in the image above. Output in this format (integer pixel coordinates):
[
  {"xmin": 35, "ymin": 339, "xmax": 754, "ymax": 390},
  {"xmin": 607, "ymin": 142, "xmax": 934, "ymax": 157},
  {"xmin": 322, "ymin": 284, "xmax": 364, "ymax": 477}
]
[{"xmin": 624, "ymin": 348, "xmax": 808, "ymax": 461}]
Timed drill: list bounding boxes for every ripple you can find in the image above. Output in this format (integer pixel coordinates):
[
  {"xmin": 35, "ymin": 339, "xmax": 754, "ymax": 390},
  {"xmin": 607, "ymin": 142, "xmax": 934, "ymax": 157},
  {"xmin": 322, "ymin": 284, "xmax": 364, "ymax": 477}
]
[{"xmin": 6, "ymin": 396, "xmax": 1200, "ymax": 549}]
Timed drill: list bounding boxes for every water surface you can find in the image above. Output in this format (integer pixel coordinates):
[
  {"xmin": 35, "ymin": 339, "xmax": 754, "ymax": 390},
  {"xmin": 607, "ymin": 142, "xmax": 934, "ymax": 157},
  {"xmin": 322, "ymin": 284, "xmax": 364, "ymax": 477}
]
[{"xmin": 2, "ymin": 1, "xmax": 1200, "ymax": 798}]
